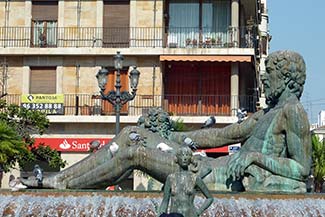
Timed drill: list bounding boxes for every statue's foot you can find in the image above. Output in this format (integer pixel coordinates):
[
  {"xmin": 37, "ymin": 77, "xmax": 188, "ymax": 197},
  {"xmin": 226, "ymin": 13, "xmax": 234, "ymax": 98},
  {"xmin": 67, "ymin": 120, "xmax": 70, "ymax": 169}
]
[{"xmin": 20, "ymin": 175, "xmax": 67, "ymax": 189}]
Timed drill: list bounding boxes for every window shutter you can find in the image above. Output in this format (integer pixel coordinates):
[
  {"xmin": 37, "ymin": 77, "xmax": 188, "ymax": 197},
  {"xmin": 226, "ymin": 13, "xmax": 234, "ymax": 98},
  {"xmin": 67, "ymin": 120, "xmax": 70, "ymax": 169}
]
[
  {"xmin": 103, "ymin": 0, "xmax": 130, "ymax": 28},
  {"xmin": 103, "ymin": 0, "xmax": 130, "ymax": 47},
  {"xmin": 32, "ymin": 1, "xmax": 58, "ymax": 21},
  {"xmin": 30, "ymin": 67, "xmax": 57, "ymax": 94}
]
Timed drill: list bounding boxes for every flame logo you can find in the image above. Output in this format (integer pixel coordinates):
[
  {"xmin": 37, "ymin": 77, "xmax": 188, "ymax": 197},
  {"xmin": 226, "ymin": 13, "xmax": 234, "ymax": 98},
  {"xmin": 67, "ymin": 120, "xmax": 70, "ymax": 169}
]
[{"xmin": 59, "ymin": 139, "xmax": 71, "ymax": 149}]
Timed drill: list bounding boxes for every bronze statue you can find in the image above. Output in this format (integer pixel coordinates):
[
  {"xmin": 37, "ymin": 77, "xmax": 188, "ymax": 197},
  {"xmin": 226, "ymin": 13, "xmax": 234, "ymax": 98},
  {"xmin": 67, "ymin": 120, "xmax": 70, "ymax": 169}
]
[
  {"xmin": 22, "ymin": 50, "xmax": 311, "ymax": 193},
  {"xmin": 158, "ymin": 145, "xmax": 213, "ymax": 217}
]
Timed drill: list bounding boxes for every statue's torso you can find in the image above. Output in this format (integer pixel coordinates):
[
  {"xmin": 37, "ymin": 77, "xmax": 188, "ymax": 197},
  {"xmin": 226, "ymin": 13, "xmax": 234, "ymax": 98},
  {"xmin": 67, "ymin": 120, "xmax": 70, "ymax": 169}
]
[
  {"xmin": 169, "ymin": 172, "xmax": 197, "ymax": 217},
  {"xmin": 243, "ymin": 106, "xmax": 287, "ymax": 157}
]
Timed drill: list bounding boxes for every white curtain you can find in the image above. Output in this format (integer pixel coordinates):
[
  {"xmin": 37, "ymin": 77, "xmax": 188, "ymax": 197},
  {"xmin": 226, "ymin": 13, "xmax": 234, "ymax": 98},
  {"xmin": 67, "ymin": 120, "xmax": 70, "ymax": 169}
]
[
  {"xmin": 33, "ymin": 21, "xmax": 44, "ymax": 46},
  {"xmin": 46, "ymin": 21, "xmax": 57, "ymax": 46},
  {"xmin": 168, "ymin": 0, "xmax": 199, "ymax": 47},
  {"xmin": 33, "ymin": 21, "xmax": 57, "ymax": 47},
  {"xmin": 203, "ymin": 0, "xmax": 230, "ymax": 46}
]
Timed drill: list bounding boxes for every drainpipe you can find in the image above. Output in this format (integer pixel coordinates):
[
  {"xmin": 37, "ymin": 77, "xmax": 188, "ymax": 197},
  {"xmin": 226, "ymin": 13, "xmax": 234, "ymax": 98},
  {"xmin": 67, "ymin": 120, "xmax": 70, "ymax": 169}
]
[
  {"xmin": 77, "ymin": 0, "xmax": 81, "ymax": 28},
  {"xmin": 77, "ymin": 0, "xmax": 81, "ymax": 47},
  {"xmin": 5, "ymin": 0, "xmax": 9, "ymax": 27},
  {"xmin": 75, "ymin": 64, "xmax": 80, "ymax": 115},
  {"xmin": 1, "ymin": 57, "xmax": 8, "ymax": 96},
  {"xmin": 4, "ymin": 0, "xmax": 10, "ymax": 48},
  {"xmin": 153, "ymin": 0, "xmax": 157, "ymax": 48},
  {"xmin": 152, "ymin": 64, "xmax": 156, "ymax": 106}
]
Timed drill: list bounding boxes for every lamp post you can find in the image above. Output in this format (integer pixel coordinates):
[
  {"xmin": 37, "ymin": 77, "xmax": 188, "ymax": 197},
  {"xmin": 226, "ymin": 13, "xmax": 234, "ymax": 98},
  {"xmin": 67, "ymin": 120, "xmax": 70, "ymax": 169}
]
[{"xmin": 96, "ymin": 51, "xmax": 140, "ymax": 135}]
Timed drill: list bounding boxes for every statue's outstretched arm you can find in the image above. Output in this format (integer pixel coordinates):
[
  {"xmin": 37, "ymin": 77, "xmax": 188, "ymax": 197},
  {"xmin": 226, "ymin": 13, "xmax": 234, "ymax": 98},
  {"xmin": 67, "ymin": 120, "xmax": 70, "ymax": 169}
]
[{"xmin": 170, "ymin": 110, "xmax": 264, "ymax": 148}]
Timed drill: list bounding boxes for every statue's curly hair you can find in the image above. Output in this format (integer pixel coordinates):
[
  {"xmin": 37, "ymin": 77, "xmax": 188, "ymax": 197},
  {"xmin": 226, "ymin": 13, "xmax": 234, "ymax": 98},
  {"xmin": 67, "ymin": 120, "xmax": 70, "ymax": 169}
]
[{"xmin": 266, "ymin": 50, "xmax": 306, "ymax": 99}]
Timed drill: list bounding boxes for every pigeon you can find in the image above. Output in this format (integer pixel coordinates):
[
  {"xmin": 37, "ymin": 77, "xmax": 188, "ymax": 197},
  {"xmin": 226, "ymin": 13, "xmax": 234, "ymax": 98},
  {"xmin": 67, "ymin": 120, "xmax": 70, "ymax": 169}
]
[
  {"xmin": 237, "ymin": 108, "xmax": 248, "ymax": 123},
  {"xmin": 109, "ymin": 142, "xmax": 119, "ymax": 156},
  {"xmin": 157, "ymin": 142, "xmax": 173, "ymax": 152},
  {"xmin": 182, "ymin": 135, "xmax": 198, "ymax": 150},
  {"xmin": 89, "ymin": 140, "xmax": 101, "ymax": 152},
  {"xmin": 33, "ymin": 164, "xmax": 43, "ymax": 185},
  {"xmin": 201, "ymin": 116, "xmax": 216, "ymax": 128},
  {"xmin": 9, "ymin": 175, "xmax": 27, "ymax": 191},
  {"xmin": 129, "ymin": 132, "xmax": 142, "ymax": 142}
]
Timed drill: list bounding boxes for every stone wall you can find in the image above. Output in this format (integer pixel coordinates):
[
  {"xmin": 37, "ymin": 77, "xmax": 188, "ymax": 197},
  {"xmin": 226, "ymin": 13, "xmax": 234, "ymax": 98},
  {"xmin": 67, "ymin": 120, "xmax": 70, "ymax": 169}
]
[{"xmin": 5, "ymin": 56, "xmax": 162, "ymax": 97}]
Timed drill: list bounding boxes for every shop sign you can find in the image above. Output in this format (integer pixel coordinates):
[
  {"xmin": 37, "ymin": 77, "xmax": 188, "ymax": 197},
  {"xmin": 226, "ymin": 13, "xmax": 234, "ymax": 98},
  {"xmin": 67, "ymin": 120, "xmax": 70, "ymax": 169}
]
[
  {"xmin": 34, "ymin": 138, "xmax": 112, "ymax": 152},
  {"xmin": 21, "ymin": 94, "xmax": 64, "ymax": 115}
]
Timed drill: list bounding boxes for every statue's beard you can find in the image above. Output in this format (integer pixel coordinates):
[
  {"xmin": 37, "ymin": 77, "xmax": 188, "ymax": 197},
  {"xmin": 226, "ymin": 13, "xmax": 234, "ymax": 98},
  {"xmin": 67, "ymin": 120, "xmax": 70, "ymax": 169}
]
[{"xmin": 265, "ymin": 84, "xmax": 285, "ymax": 107}]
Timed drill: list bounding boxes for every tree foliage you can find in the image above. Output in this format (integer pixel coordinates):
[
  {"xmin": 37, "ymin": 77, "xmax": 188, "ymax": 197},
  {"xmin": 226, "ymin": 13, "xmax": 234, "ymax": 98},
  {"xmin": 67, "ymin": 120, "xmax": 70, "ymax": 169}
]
[
  {"xmin": 171, "ymin": 118, "xmax": 188, "ymax": 132},
  {"xmin": 311, "ymin": 134, "xmax": 325, "ymax": 192},
  {"xmin": 0, "ymin": 121, "xmax": 31, "ymax": 172},
  {"xmin": 0, "ymin": 99, "xmax": 66, "ymax": 172}
]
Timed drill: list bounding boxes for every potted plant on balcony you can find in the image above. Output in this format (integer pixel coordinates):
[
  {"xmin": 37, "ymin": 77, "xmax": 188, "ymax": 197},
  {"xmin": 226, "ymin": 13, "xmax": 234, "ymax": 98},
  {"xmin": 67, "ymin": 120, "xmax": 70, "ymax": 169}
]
[
  {"xmin": 216, "ymin": 37, "xmax": 222, "ymax": 47},
  {"xmin": 211, "ymin": 38, "xmax": 216, "ymax": 47},
  {"xmin": 185, "ymin": 38, "xmax": 191, "ymax": 47},
  {"xmin": 205, "ymin": 37, "xmax": 211, "ymax": 48},
  {"xmin": 192, "ymin": 39, "xmax": 198, "ymax": 47}
]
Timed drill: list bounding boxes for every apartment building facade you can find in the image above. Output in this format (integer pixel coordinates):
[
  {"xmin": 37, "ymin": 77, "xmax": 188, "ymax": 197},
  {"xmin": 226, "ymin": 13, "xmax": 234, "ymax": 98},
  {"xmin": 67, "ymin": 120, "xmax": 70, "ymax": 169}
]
[{"xmin": 0, "ymin": 0, "xmax": 268, "ymax": 189}]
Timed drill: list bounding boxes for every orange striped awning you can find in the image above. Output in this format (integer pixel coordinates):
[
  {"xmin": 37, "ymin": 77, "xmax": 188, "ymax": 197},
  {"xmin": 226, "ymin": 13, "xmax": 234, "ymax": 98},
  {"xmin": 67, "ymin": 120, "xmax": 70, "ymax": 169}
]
[{"xmin": 160, "ymin": 55, "xmax": 251, "ymax": 62}]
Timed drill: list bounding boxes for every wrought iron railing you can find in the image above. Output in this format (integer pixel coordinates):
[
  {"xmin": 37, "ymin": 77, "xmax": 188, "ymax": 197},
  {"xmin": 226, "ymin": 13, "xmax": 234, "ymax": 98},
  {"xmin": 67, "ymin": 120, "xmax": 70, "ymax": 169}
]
[
  {"xmin": 0, "ymin": 26, "xmax": 256, "ymax": 49},
  {"xmin": 1, "ymin": 94, "xmax": 257, "ymax": 116}
]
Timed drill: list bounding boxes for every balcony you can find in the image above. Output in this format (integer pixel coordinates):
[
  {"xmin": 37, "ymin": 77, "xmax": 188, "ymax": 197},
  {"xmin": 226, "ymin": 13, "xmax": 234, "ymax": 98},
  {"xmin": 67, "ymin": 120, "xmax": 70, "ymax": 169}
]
[
  {"xmin": 0, "ymin": 26, "xmax": 256, "ymax": 49},
  {"xmin": 2, "ymin": 94, "xmax": 257, "ymax": 117}
]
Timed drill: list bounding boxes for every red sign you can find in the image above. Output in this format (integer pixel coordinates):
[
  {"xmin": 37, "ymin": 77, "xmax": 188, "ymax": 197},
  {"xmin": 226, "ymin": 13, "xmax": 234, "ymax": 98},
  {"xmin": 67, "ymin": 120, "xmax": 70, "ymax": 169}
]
[
  {"xmin": 198, "ymin": 146, "xmax": 229, "ymax": 153},
  {"xmin": 34, "ymin": 138, "xmax": 112, "ymax": 152}
]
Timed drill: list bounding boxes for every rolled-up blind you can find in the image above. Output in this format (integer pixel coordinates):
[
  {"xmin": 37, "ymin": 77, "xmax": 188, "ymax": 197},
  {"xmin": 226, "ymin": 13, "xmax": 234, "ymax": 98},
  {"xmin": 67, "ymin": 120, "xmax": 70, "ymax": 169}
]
[
  {"xmin": 32, "ymin": 1, "xmax": 58, "ymax": 21},
  {"xmin": 30, "ymin": 67, "xmax": 57, "ymax": 94}
]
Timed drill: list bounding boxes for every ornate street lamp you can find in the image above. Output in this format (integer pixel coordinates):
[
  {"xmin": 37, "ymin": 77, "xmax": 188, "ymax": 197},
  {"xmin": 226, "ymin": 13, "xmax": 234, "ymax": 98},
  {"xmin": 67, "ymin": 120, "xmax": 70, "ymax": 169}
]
[{"xmin": 96, "ymin": 51, "xmax": 140, "ymax": 135}]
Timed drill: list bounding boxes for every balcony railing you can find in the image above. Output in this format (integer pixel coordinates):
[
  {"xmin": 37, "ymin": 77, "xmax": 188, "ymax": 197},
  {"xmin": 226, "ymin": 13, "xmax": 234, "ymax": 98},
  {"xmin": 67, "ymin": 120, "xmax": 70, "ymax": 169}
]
[
  {"xmin": 0, "ymin": 26, "xmax": 256, "ymax": 49},
  {"xmin": 2, "ymin": 94, "xmax": 257, "ymax": 117}
]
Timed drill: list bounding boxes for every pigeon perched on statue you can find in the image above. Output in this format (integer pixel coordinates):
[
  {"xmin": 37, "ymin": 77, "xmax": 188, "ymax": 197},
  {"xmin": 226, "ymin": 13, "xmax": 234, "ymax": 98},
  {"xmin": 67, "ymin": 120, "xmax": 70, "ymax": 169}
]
[
  {"xmin": 129, "ymin": 132, "xmax": 142, "ymax": 142},
  {"xmin": 33, "ymin": 164, "xmax": 43, "ymax": 186},
  {"xmin": 237, "ymin": 108, "xmax": 248, "ymax": 123},
  {"xmin": 157, "ymin": 142, "xmax": 173, "ymax": 152},
  {"xmin": 89, "ymin": 140, "xmax": 101, "ymax": 152},
  {"xmin": 201, "ymin": 116, "xmax": 216, "ymax": 128},
  {"xmin": 129, "ymin": 131, "xmax": 147, "ymax": 146},
  {"xmin": 8, "ymin": 175, "xmax": 27, "ymax": 191},
  {"xmin": 109, "ymin": 142, "xmax": 119, "ymax": 156},
  {"xmin": 182, "ymin": 135, "xmax": 198, "ymax": 150}
]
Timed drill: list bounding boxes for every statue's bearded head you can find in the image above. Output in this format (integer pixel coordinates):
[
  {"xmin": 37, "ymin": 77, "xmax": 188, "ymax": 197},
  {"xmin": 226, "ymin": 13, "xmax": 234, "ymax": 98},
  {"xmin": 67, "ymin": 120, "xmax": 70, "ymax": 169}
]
[{"xmin": 262, "ymin": 50, "xmax": 306, "ymax": 106}]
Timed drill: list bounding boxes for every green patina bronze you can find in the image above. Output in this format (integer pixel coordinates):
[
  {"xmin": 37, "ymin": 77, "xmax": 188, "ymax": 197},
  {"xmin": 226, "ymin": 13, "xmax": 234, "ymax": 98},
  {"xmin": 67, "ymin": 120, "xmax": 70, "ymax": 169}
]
[
  {"xmin": 158, "ymin": 145, "xmax": 213, "ymax": 217},
  {"xmin": 22, "ymin": 50, "xmax": 312, "ymax": 194}
]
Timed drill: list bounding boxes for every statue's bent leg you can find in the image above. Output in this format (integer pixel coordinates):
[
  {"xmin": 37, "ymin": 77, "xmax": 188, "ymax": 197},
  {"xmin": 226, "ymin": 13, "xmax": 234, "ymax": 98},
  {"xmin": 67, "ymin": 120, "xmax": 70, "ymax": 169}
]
[{"xmin": 22, "ymin": 126, "xmax": 179, "ymax": 189}]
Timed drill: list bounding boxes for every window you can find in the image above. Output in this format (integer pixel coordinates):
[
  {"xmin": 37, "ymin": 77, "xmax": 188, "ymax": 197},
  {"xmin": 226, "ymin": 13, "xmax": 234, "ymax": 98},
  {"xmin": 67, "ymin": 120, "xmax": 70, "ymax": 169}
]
[
  {"xmin": 168, "ymin": 0, "xmax": 230, "ymax": 47},
  {"xmin": 31, "ymin": 1, "xmax": 58, "ymax": 47},
  {"xmin": 103, "ymin": 0, "xmax": 130, "ymax": 48},
  {"xmin": 30, "ymin": 67, "xmax": 57, "ymax": 94},
  {"xmin": 164, "ymin": 62, "xmax": 231, "ymax": 115}
]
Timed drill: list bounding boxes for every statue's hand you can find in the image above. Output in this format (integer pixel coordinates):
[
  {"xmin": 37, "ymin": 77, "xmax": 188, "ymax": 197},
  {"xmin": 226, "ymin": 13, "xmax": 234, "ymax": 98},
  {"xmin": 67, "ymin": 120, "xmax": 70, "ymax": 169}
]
[{"xmin": 226, "ymin": 152, "xmax": 254, "ymax": 181}]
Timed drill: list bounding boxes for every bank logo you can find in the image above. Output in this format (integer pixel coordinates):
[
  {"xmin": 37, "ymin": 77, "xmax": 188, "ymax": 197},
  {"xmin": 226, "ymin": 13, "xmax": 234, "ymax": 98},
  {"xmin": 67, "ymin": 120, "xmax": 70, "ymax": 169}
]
[{"xmin": 59, "ymin": 139, "xmax": 71, "ymax": 149}]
